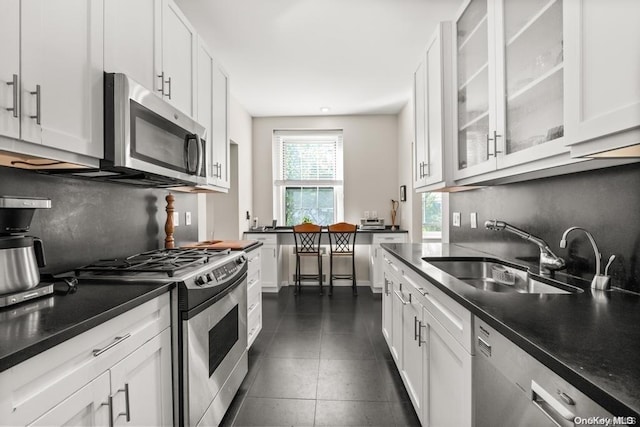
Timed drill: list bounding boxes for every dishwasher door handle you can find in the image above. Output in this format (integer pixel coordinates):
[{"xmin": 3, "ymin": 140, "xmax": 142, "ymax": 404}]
[{"xmin": 531, "ymin": 380, "xmax": 575, "ymax": 426}]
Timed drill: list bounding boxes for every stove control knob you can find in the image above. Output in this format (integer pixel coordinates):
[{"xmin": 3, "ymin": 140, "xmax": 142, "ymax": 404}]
[
  {"xmin": 237, "ymin": 255, "xmax": 247, "ymax": 265},
  {"xmin": 195, "ymin": 276, "xmax": 206, "ymax": 286},
  {"xmin": 206, "ymin": 273, "xmax": 214, "ymax": 282}
]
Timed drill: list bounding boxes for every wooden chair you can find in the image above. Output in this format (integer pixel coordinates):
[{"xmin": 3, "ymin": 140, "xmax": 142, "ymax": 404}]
[
  {"xmin": 292, "ymin": 223, "xmax": 323, "ymax": 295},
  {"xmin": 327, "ymin": 222, "xmax": 358, "ymax": 296}
]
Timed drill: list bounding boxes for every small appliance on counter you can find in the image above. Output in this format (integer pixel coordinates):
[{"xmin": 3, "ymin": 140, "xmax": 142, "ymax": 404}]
[
  {"xmin": 0, "ymin": 196, "xmax": 52, "ymax": 308},
  {"xmin": 359, "ymin": 217, "xmax": 385, "ymax": 230}
]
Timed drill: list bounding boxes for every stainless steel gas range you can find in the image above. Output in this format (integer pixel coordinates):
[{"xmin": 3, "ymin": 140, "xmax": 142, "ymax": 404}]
[{"xmin": 76, "ymin": 248, "xmax": 248, "ymax": 426}]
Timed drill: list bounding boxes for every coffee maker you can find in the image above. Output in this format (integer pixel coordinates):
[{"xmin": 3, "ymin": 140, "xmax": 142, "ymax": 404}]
[{"xmin": 0, "ymin": 196, "xmax": 51, "ymax": 307}]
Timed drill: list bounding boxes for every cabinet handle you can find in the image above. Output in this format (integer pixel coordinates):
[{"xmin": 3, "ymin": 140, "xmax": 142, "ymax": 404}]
[
  {"xmin": 424, "ymin": 162, "xmax": 430, "ymax": 177},
  {"xmin": 416, "ymin": 287, "xmax": 428, "ymax": 296},
  {"xmin": 92, "ymin": 333, "xmax": 131, "ymax": 357},
  {"xmin": 414, "ymin": 316, "xmax": 419, "ymax": 341},
  {"xmin": 418, "ymin": 321, "xmax": 426, "ymax": 347},
  {"xmin": 101, "ymin": 396, "xmax": 114, "ymax": 427},
  {"xmin": 29, "ymin": 84, "xmax": 41, "ymax": 125},
  {"xmin": 394, "ymin": 289, "xmax": 410, "ymax": 305},
  {"xmin": 493, "ymin": 131, "xmax": 502, "ymax": 155},
  {"xmin": 6, "ymin": 74, "xmax": 18, "ymax": 118},
  {"xmin": 157, "ymin": 72, "xmax": 165, "ymax": 94},
  {"xmin": 116, "ymin": 383, "xmax": 131, "ymax": 422},
  {"xmin": 164, "ymin": 76, "xmax": 172, "ymax": 99},
  {"xmin": 486, "ymin": 133, "xmax": 493, "ymax": 159},
  {"xmin": 384, "ymin": 278, "xmax": 389, "ymax": 295},
  {"xmin": 531, "ymin": 380, "xmax": 575, "ymax": 425}
]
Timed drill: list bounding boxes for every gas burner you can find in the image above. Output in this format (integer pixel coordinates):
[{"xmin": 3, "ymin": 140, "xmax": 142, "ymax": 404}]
[{"xmin": 75, "ymin": 248, "xmax": 231, "ymax": 278}]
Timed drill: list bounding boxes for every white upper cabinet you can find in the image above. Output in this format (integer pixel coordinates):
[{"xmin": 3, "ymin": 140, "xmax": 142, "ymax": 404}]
[
  {"xmin": 105, "ymin": 0, "xmax": 196, "ymax": 117},
  {"xmin": 454, "ymin": 0, "xmax": 568, "ymax": 182},
  {"xmin": 0, "ymin": 0, "xmax": 103, "ymax": 161},
  {"xmin": 196, "ymin": 38, "xmax": 230, "ymax": 190},
  {"xmin": 0, "ymin": 0, "xmax": 20, "ymax": 140},
  {"xmin": 414, "ymin": 22, "xmax": 455, "ymax": 192},
  {"xmin": 564, "ymin": 0, "xmax": 640, "ymax": 158}
]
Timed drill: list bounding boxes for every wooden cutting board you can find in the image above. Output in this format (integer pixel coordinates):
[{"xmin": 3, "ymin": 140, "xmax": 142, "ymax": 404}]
[{"xmin": 182, "ymin": 240, "xmax": 259, "ymax": 250}]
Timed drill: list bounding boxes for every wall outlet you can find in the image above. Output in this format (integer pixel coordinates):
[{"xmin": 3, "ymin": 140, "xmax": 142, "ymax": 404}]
[
  {"xmin": 470, "ymin": 212, "xmax": 477, "ymax": 229},
  {"xmin": 364, "ymin": 211, "xmax": 370, "ymax": 219},
  {"xmin": 453, "ymin": 212, "xmax": 461, "ymax": 227},
  {"xmin": 173, "ymin": 212, "xmax": 179, "ymax": 227},
  {"xmin": 372, "ymin": 211, "xmax": 377, "ymax": 219},
  {"xmin": 185, "ymin": 211, "xmax": 192, "ymax": 226}
]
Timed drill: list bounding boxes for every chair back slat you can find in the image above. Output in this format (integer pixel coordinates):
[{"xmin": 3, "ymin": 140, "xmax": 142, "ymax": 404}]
[
  {"xmin": 293, "ymin": 223, "xmax": 322, "ymax": 254},
  {"xmin": 327, "ymin": 222, "xmax": 357, "ymax": 254}
]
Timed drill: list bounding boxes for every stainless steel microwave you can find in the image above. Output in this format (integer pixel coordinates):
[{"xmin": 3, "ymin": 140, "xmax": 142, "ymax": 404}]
[
  {"xmin": 102, "ymin": 72, "xmax": 207, "ymax": 186},
  {"xmin": 42, "ymin": 73, "xmax": 208, "ymax": 188}
]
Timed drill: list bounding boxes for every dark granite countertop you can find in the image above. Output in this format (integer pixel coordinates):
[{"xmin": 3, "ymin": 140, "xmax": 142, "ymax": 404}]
[
  {"xmin": 381, "ymin": 243, "xmax": 640, "ymax": 419},
  {"xmin": 0, "ymin": 281, "xmax": 174, "ymax": 373}
]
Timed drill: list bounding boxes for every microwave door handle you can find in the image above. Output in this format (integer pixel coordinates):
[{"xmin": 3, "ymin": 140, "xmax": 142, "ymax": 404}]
[
  {"xmin": 196, "ymin": 134, "xmax": 203, "ymax": 176},
  {"xmin": 184, "ymin": 134, "xmax": 197, "ymax": 174}
]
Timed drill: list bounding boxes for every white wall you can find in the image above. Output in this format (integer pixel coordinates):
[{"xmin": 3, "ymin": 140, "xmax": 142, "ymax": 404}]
[
  {"xmin": 252, "ymin": 115, "xmax": 399, "ymax": 227},
  {"xmin": 201, "ymin": 95, "xmax": 253, "ymax": 240}
]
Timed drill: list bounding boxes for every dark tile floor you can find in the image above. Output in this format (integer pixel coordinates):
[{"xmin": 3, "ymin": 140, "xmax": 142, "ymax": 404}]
[{"xmin": 220, "ymin": 286, "xmax": 421, "ymax": 427}]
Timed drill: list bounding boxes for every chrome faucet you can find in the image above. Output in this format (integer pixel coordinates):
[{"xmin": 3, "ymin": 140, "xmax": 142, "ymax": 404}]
[
  {"xmin": 485, "ymin": 220, "xmax": 565, "ymax": 276},
  {"xmin": 560, "ymin": 227, "xmax": 610, "ymax": 290}
]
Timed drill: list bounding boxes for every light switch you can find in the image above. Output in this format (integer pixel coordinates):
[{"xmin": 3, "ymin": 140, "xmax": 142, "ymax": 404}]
[
  {"xmin": 470, "ymin": 212, "xmax": 477, "ymax": 228},
  {"xmin": 185, "ymin": 212, "xmax": 192, "ymax": 226},
  {"xmin": 173, "ymin": 211, "xmax": 179, "ymax": 227},
  {"xmin": 453, "ymin": 212, "xmax": 461, "ymax": 227}
]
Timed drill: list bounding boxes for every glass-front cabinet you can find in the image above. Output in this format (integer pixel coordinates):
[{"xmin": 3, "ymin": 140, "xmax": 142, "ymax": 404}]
[{"xmin": 454, "ymin": 0, "xmax": 566, "ymax": 181}]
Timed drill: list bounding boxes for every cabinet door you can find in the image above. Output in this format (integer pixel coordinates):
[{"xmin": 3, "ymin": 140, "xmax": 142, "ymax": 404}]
[
  {"xmin": 382, "ymin": 271, "xmax": 393, "ymax": 345},
  {"xmin": 0, "ymin": 0, "xmax": 19, "ymax": 140},
  {"xmin": 454, "ymin": 0, "xmax": 495, "ymax": 179},
  {"xmin": 564, "ymin": 0, "xmax": 640, "ymax": 149},
  {"xmin": 162, "ymin": 0, "xmax": 196, "ymax": 116},
  {"xmin": 496, "ymin": 0, "xmax": 567, "ymax": 169},
  {"xmin": 424, "ymin": 30, "xmax": 444, "ymax": 187},
  {"xmin": 402, "ymin": 290, "xmax": 424, "ymax": 419},
  {"xmin": 109, "ymin": 328, "xmax": 173, "ymax": 427},
  {"xmin": 422, "ymin": 308, "xmax": 472, "ymax": 427},
  {"xmin": 197, "ymin": 38, "xmax": 215, "ymax": 177},
  {"xmin": 414, "ymin": 57, "xmax": 428, "ymax": 188},
  {"xmin": 20, "ymin": 0, "xmax": 103, "ymax": 158},
  {"xmin": 260, "ymin": 244, "xmax": 279, "ymax": 290},
  {"xmin": 391, "ymin": 281, "xmax": 406, "ymax": 366},
  {"xmin": 104, "ymin": 0, "xmax": 162, "ymax": 94},
  {"xmin": 28, "ymin": 371, "xmax": 111, "ymax": 427},
  {"xmin": 211, "ymin": 63, "xmax": 230, "ymax": 188}
]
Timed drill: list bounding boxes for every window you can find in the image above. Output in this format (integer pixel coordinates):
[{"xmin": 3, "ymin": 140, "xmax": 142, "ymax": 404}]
[
  {"xmin": 273, "ymin": 130, "xmax": 344, "ymax": 226},
  {"xmin": 422, "ymin": 192, "xmax": 442, "ymax": 240}
]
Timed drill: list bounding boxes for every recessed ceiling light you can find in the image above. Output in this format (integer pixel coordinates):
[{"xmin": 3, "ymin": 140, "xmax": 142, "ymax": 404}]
[{"xmin": 320, "ymin": 107, "xmax": 330, "ymax": 113}]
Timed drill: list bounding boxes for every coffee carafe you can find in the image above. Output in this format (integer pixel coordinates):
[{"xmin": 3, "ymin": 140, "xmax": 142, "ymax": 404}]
[{"xmin": 0, "ymin": 196, "xmax": 51, "ymax": 295}]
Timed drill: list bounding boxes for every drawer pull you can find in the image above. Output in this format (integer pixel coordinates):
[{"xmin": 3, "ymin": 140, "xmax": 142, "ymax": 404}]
[
  {"xmin": 93, "ymin": 333, "xmax": 131, "ymax": 357},
  {"xmin": 394, "ymin": 290, "xmax": 410, "ymax": 305}
]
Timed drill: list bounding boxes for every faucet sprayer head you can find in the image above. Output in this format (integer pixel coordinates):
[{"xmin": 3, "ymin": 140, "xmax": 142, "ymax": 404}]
[
  {"xmin": 559, "ymin": 239, "xmax": 567, "ymax": 249},
  {"xmin": 485, "ymin": 220, "xmax": 506, "ymax": 231}
]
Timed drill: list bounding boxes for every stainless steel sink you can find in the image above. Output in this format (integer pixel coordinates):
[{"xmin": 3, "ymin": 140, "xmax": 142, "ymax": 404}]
[{"xmin": 424, "ymin": 258, "xmax": 582, "ymax": 294}]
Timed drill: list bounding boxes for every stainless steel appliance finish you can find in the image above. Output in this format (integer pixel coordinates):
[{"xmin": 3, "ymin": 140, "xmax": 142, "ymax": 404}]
[
  {"xmin": 0, "ymin": 283, "xmax": 53, "ymax": 308},
  {"xmin": 474, "ymin": 317, "xmax": 624, "ymax": 427},
  {"xmin": 76, "ymin": 248, "xmax": 249, "ymax": 426},
  {"xmin": 42, "ymin": 73, "xmax": 209, "ymax": 188},
  {"xmin": 485, "ymin": 219, "xmax": 566, "ymax": 275}
]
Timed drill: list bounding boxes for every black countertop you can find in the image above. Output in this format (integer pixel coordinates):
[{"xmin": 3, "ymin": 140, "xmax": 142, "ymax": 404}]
[
  {"xmin": 381, "ymin": 243, "xmax": 640, "ymax": 418},
  {"xmin": 0, "ymin": 281, "xmax": 174, "ymax": 373}
]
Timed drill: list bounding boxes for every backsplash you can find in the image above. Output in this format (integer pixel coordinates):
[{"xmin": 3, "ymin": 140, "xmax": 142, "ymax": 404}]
[
  {"xmin": 450, "ymin": 163, "xmax": 640, "ymax": 293},
  {"xmin": 0, "ymin": 166, "xmax": 199, "ymax": 274}
]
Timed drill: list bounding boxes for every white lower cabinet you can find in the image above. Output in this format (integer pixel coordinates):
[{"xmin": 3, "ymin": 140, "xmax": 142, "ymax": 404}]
[
  {"xmin": 246, "ymin": 247, "xmax": 263, "ymax": 349},
  {"xmin": 244, "ymin": 234, "xmax": 281, "ymax": 293},
  {"xmin": 0, "ymin": 294, "xmax": 172, "ymax": 426},
  {"xmin": 383, "ymin": 250, "xmax": 473, "ymax": 426},
  {"xmin": 370, "ymin": 233, "xmax": 407, "ymax": 292}
]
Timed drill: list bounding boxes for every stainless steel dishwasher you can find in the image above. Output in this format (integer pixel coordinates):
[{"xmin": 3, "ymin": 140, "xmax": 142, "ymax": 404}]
[{"xmin": 473, "ymin": 316, "xmax": 625, "ymax": 427}]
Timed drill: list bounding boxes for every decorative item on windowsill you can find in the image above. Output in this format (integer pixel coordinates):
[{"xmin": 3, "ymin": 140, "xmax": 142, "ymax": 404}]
[
  {"xmin": 165, "ymin": 193, "xmax": 175, "ymax": 249},
  {"xmin": 391, "ymin": 199, "xmax": 399, "ymax": 231}
]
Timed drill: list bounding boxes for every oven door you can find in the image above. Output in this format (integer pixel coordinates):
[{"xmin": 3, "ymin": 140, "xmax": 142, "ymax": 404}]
[
  {"xmin": 181, "ymin": 274, "xmax": 247, "ymax": 426},
  {"xmin": 106, "ymin": 73, "xmax": 208, "ymax": 185}
]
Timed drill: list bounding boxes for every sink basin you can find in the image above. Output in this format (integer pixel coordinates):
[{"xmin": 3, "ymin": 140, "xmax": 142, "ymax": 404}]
[{"xmin": 423, "ymin": 258, "xmax": 582, "ymax": 294}]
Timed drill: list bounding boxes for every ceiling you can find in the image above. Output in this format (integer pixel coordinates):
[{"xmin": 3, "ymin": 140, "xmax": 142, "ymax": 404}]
[{"xmin": 175, "ymin": 0, "xmax": 462, "ymax": 117}]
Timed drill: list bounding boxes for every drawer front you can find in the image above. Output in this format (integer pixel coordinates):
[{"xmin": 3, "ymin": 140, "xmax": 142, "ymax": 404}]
[
  {"xmin": 247, "ymin": 303, "xmax": 262, "ymax": 349},
  {"xmin": 247, "ymin": 249, "xmax": 261, "ymax": 276},
  {"xmin": 0, "ymin": 293, "xmax": 171, "ymax": 426},
  {"xmin": 245, "ymin": 233, "xmax": 277, "ymax": 245},
  {"xmin": 399, "ymin": 260, "xmax": 473, "ymax": 353},
  {"xmin": 373, "ymin": 234, "xmax": 407, "ymax": 244},
  {"xmin": 248, "ymin": 277, "xmax": 261, "ymax": 313}
]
